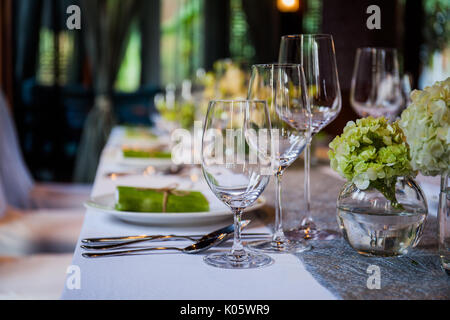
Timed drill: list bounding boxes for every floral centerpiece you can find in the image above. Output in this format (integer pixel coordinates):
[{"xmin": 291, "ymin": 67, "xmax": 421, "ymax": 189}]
[
  {"xmin": 399, "ymin": 77, "xmax": 449, "ymax": 177},
  {"xmin": 155, "ymin": 84, "xmax": 196, "ymax": 130},
  {"xmin": 201, "ymin": 60, "xmax": 249, "ymax": 114},
  {"xmin": 328, "ymin": 117, "xmax": 414, "ymax": 209},
  {"xmin": 329, "ymin": 117, "xmax": 428, "ymax": 256},
  {"xmin": 399, "ymin": 77, "xmax": 449, "ymax": 270}
]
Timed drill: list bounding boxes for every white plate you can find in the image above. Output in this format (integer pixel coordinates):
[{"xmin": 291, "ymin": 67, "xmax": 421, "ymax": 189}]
[
  {"xmin": 116, "ymin": 156, "xmax": 174, "ymax": 168},
  {"xmin": 114, "ymin": 149, "xmax": 174, "ymax": 169},
  {"xmin": 85, "ymin": 194, "xmax": 266, "ymax": 226}
]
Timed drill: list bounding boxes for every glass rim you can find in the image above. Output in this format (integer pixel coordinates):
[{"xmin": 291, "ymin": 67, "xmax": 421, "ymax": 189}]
[
  {"xmin": 357, "ymin": 46, "xmax": 398, "ymax": 53},
  {"xmin": 252, "ymin": 63, "xmax": 302, "ymax": 69},
  {"xmin": 281, "ymin": 34, "xmax": 334, "ymax": 40},
  {"xmin": 208, "ymin": 99, "xmax": 267, "ymax": 104}
]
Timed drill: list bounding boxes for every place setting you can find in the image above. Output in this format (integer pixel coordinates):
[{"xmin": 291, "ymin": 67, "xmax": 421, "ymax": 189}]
[
  {"xmin": 84, "ymin": 174, "xmax": 267, "ymax": 226},
  {"xmin": 75, "ymin": 30, "xmax": 448, "ymax": 278},
  {"xmin": 0, "ymin": 0, "xmax": 448, "ymax": 303},
  {"xmin": 77, "ymin": 41, "xmax": 448, "ymax": 277},
  {"xmin": 68, "ymin": 36, "xmax": 449, "ymax": 300}
]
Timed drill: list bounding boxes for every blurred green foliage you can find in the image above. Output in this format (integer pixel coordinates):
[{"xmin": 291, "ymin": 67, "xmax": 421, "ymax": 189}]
[{"xmin": 423, "ymin": 0, "xmax": 449, "ymax": 65}]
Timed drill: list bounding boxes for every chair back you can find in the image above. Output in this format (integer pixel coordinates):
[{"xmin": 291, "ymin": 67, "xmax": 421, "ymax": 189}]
[
  {"xmin": 0, "ymin": 177, "xmax": 6, "ymax": 217},
  {"xmin": 0, "ymin": 91, "xmax": 34, "ymax": 208}
]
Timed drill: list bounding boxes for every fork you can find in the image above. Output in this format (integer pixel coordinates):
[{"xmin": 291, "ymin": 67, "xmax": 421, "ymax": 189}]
[{"xmin": 81, "ymin": 232, "xmax": 269, "ymax": 244}]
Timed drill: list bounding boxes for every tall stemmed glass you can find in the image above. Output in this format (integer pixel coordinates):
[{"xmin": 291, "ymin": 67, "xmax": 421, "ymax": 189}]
[
  {"xmin": 202, "ymin": 100, "xmax": 274, "ymax": 269},
  {"xmin": 247, "ymin": 64, "xmax": 311, "ymax": 253},
  {"xmin": 350, "ymin": 47, "xmax": 404, "ymax": 121},
  {"xmin": 279, "ymin": 34, "xmax": 342, "ymax": 240}
]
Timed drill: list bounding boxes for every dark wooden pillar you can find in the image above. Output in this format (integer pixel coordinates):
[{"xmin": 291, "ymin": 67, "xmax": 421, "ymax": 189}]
[
  {"xmin": 242, "ymin": 0, "xmax": 280, "ymax": 64},
  {"xmin": 0, "ymin": 0, "xmax": 14, "ymax": 110},
  {"xmin": 403, "ymin": 0, "xmax": 424, "ymax": 89},
  {"xmin": 279, "ymin": 11, "xmax": 303, "ymax": 37},
  {"xmin": 140, "ymin": 0, "xmax": 161, "ymax": 87},
  {"xmin": 204, "ymin": 0, "xmax": 230, "ymax": 70}
]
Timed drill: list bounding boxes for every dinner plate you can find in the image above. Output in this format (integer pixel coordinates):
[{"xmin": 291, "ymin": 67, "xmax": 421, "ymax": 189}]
[
  {"xmin": 85, "ymin": 194, "xmax": 266, "ymax": 225},
  {"xmin": 113, "ymin": 147, "xmax": 175, "ymax": 169},
  {"xmin": 116, "ymin": 155, "xmax": 174, "ymax": 168}
]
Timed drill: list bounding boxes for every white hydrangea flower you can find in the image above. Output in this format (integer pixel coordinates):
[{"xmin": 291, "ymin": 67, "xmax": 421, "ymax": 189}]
[{"xmin": 399, "ymin": 77, "xmax": 450, "ymax": 177}]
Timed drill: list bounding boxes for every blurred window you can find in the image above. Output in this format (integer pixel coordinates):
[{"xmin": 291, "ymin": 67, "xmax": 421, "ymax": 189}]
[
  {"xmin": 36, "ymin": 1, "xmax": 263, "ymax": 90},
  {"xmin": 115, "ymin": 21, "xmax": 142, "ymax": 92},
  {"xmin": 303, "ymin": 0, "xmax": 322, "ymax": 33},
  {"xmin": 36, "ymin": 28, "xmax": 75, "ymax": 86},
  {"xmin": 230, "ymin": 0, "xmax": 255, "ymax": 63},
  {"xmin": 419, "ymin": 0, "xmax": 449, "ymax": 88},
  {"xmin": 161, "ymin": 0, "xmax": 204, "ymax": 86}
]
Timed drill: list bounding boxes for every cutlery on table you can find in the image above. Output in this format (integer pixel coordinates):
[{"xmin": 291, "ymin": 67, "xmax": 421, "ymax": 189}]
[
  {"xmin": 81, "ymin": 220, "xmax": 254, "ymax": 251},
  {"xmin": 81, "ymin": 232, "xmax": 270, "ymax": 244},
  {"xmin": 82, "ymin": 233, "xmax": 228, "ymax": 258},
  {"xmin": 104, "ymin": 165, "xmax": 187, "ymax": 178}
]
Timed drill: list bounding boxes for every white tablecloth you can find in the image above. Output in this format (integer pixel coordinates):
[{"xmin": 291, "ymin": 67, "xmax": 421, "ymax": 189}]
[{"xmin": 61, "ymin": 127, "xmax": 336, "ymax": 300}]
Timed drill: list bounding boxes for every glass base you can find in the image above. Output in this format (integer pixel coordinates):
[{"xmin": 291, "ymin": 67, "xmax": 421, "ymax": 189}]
[
  {"xmin": 285, "ymin": 227, "xmax": 341, "ymax": 241},
  {"xmin": 203, "ymin": 251, "xmax": 274, "ymax": 269},
  {"xmin": 248, "ymin": 239, "xmax": 311, "ymax": 253},
  {"xmin": 441, "ymin": 258, "xmax": 450, "ymax": 275}
]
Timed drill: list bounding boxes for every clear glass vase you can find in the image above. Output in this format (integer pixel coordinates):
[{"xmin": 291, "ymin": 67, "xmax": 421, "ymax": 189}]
[
  {"xmin": 337, "ymin": 176, "xmax": 428, "ymax": 257},
  {"xmin": 438, "ymin": 174, "xmax": 449, "ymax": 273}
]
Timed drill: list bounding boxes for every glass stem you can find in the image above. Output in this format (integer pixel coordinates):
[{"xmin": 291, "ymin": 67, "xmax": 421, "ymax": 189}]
[
  {"xmin": 438, "ymin": 173, "xmax": 449, "ymax": 271},
  {"xmin": 231, "ymin": 208, "xmax": 245, "ymax": 256},
  {"xmin": 273, "ymin": 172, "xmax": 286, "ymax": 242},
  {"xmin": 440, "ymin": 173, "xmax": 448, "ymax": 194},
  {"xmin": 302, "ymin": 142, "xmax": 312, "ymax": 225}
]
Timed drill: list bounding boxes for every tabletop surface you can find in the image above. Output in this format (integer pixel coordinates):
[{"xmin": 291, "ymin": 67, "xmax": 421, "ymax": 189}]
[{"xmin": 61, "ymin": 127, "xmax": 449, "ymax": 300}]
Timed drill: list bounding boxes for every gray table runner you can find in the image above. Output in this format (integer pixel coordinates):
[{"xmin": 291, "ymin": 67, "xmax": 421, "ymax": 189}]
[{"xmin": 258, "ymin": 165, "xmax": 450, "ymax": 300}]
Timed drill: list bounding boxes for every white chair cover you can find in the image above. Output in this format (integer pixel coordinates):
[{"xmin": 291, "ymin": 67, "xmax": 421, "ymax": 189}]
[
  {"xmin": 0, "ymin": 91, "xmax": 34, "ymax": 209},
  {"xmin": 0, "ymin": 176, "xmax": 6, "ymax": 218}
]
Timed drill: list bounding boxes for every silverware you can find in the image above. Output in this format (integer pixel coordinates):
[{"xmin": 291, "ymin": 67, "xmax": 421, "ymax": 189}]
[
  {"xmin": 81, "ymin": 220, "xmax": 251, "ymax": 251},
  {"xmin": 81, "ymin": 232, "xmax": 269, "ymax": 244},
  {"xmin": 82, "ymin": 233, "xmax": 228, "ymax": 258}
]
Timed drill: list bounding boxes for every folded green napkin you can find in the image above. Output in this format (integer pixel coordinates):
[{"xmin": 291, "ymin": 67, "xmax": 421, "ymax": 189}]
[
  {"xmin": 115, "ymin": 186, "xmax": 210, "ymax": 213},
  {"xmin": 124, "ymin": 127, "xmax": 157, "ymax": 139},
  {"xmin": 122, "ymin": 148, "xmax": 172, "ymax": 159}
]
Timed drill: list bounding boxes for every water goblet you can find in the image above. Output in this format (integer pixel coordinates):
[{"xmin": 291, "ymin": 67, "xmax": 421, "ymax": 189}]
[{"xmin": 202, "ymin": 99, "xmax": 274, "ymax": 269}]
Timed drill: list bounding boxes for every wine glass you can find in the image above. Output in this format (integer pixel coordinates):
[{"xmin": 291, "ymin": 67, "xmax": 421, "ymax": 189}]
[
  {"xmin": 279, "ymin": 34, "xmax": 342, "ymax": 240},
  {"xmin": 350, "ymin": 47, "xmax": 404, "ymax": 121},
  {"xmin": 401, "ymin": 73, "xmax": 413, "ymax": 110},
  {"xmin": 201, "ymin": 100, "xmax": 274, "ymax": 269},
  {"xmin": 247, "ymin": 64, "xmax": 311, "ymax": 253}
]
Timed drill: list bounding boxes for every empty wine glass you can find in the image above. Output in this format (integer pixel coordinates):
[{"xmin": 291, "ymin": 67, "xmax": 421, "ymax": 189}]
[
  {"xmin": 350, "ymin": 47, "xmax": 404, "ymax": 121},
  {"xmin": 201, "ymin": 100, "xmax": 274, "ymax": 269},
  {"xmin": 279, "ymin": 34, "xmax": 342, "ymax": 240},
  {"xmin": 401, "ymin": 73, "xmax": 413, "ymax": 110},
  {"xmin": 247, "ymin": 64, "xmax": 311, "ymax": 253}
]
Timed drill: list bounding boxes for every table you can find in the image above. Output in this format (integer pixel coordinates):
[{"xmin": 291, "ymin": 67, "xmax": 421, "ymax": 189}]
[{"xmin": 61, "ymin": 127, "xmax": 449, "ymax": 300}]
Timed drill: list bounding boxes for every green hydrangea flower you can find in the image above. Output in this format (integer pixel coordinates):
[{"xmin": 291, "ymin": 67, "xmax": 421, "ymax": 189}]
[
  {"xmin": 329, "ymin": 117, "xmax": 414, "ymax": 208},
  {"xmin": 399, "ymin": 77, "xmax": 449, "ymax": 177}
]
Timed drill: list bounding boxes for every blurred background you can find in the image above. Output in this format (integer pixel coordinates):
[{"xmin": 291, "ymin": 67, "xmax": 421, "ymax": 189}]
[{"xmin": 0, "ymin": 0, "xmax": 448, "ymax": 183}]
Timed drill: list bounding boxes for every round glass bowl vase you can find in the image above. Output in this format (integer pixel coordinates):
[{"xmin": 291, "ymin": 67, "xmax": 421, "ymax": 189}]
[{"xmin": 337, "ymin": 176, "xmax": 428, "ymax": 257}]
